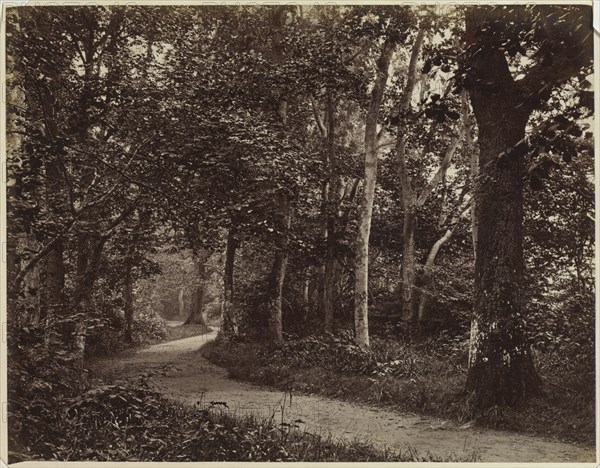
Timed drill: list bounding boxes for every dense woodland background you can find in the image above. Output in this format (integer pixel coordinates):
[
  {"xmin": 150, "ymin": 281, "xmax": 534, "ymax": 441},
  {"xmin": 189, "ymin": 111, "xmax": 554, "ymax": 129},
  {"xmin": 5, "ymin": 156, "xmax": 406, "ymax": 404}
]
[{"xmin": 5, "ymin": 4, "xmax": 595, "ymax": 462}]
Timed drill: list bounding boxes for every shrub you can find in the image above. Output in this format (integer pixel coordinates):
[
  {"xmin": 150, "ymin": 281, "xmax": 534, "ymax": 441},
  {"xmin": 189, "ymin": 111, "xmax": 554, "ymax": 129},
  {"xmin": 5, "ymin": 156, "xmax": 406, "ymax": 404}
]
[
  {"xmin": 257, "ymin": 331, "xmax": 440, "ymax": 380},
  {"xmin": 131, "ymin": 308, "xmax": 168, "ymax": 345}
]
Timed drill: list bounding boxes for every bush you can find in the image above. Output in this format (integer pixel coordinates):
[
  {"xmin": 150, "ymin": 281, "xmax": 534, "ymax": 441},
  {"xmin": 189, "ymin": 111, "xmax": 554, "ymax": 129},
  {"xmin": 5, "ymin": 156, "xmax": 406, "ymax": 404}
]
[
  {"xmin": 131, "ymin": 308, "xmax": 168, "ymax": 345},
  {"xmin": 85, "ymin": 306, "xmax": 168, "ymax": 357},
  {"xmin": 84, "ymin": 308, "xmax": 127, "ymax": 358},
  {"xmin": 8, "ymin": 323, "xmax": 85, "ymax": 458},
  {"xmin": 258, "ymin": 330, "xmax": 466, "ymax": 381}
]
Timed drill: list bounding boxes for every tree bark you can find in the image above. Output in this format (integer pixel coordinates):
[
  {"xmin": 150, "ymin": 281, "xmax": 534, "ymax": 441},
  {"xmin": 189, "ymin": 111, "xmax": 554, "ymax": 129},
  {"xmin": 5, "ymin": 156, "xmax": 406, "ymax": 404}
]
[
  {"xmin": 40, "ymin": 88, "xmax": 68, "ymax": 340},
  {"xmin": 354, "ymin": 38, "xmax": 396, "ymax": 348},
  {"xmin": 267, "ymin": 193, "xmax": 291, "ymax": 343},
  {"xmin": 184, "ymin": 253, "xmax": 208, "ymax": 326},
  {"xmin": 323, "ymin": 91, "xmax": 339, "ymax": 333},
  {"xmin": 222, "ymin": 224, "xmax": 238, "ymax": 335},
  {"xmin": 462, "ymin": 90, "xmax": 478, "ymax": 257},
  {"xmin": 265, "ymin": 6, "xmax": 292, "ymax": 344},
  {"xmin": 463, "ymin": 89, "xmax": 480, "ymax": 368},
  {"xmin": 395, "ymin": 25, "xmax": 426, "ymax": 322},
  {"xmin": 464, "ymin": 8, "xmax": 542, "ymax": 408},
  {"xmin": 401, "ymin": 209, "xmax": 417, "ymax": 321}
]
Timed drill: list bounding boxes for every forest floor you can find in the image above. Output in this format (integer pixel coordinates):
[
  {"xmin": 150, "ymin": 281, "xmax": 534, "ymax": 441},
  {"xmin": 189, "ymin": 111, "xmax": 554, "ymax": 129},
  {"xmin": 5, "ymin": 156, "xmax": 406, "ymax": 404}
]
[{"xmin": 94, "ymin": 331, "xmax": 596, "ymax": 463}]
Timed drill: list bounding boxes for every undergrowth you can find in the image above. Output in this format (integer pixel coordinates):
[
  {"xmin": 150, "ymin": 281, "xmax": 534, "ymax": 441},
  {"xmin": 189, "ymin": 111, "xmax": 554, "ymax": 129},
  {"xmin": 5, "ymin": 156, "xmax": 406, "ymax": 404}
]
[
  {"xmin": 9, "ymin": 377, "xmax": 477, "ymax": 462},
  {"xmin": 202, "ymin": 331, "xmax": 595, "ymax": 446},
  {"xmin": 8, "ymin": 324, "xmax": 478, "ymax": 462}
]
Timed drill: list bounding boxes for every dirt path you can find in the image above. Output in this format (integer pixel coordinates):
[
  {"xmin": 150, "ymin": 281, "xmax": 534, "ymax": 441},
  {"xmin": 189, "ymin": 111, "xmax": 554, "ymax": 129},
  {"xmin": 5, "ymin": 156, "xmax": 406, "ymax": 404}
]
[{"xmin": 96, "ymin": 331, "xmax": 595, "ymax": 463}]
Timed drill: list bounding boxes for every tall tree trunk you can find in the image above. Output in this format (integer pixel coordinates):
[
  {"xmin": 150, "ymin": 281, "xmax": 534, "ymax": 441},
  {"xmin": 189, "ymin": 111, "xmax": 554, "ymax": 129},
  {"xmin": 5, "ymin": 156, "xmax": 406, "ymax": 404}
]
[
  {"xmin": 323, "ymin": 245, "xmax": 338, "ymax": 333},
  {"xmin": 463, "ymin": 90, "xmax": 480, "ymax": 368},
  {"xmin": 395, "ymin": 24, "xmax": 426, "ymax": 322},
  {"xmin": 464, "ymin": 9, "xmax": 541, "ymax": 408},
  {"xmin": 267, "ymin": 194, "xmax": 291, "ymax": 343},
  {"xmin": 70, "ymin": 233, "xmax": 106, "ymax": 370},
  {"xmin": 41, "ymin": 90, "xmax": 67, "ymax": 343},
  {"xmin": 5, "ymin": 7, "xmax": 35, "ymax": 326},
  {"xmin": 323, "ymin": 91, "xmax": 339, "ymax": 333},
  {"xmin": 463, "ymin": 90, "xmax": 478, "ymax": 257},
  {"xmin": 123, "ymin": 256, "xmax": 134, "ymax": 342},
  {"xmin": 222, "ymin": 224, "xmax": 238, "ymax": 334},
  {"xmin": 44, "ymin": 233, "xmax": 65, "ymax": 339},
  {"xmin": 34, "ymin": 15, "xmax": 70, "ymax": 344},
  {"xmin": 185, "ymin": 253, "xmax": 208, "ymax": 326},
  {"xmin": 354, "ymin": 38, "xmax": 396, "ymax": 348},
  {"xmin": 266, "ymin": 6, "xmax": 292, "ymax": 344},
  {"xmin": 401, "ymin": 209, "xmax": 417, "ymax": 321}
]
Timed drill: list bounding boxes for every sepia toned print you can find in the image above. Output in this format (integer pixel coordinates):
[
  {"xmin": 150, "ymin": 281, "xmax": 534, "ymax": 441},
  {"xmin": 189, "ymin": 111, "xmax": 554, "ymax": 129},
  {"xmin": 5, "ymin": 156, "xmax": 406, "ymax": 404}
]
[{"xmin": 1, "ymin": 2, "xmax": 595, "ymax": 464}]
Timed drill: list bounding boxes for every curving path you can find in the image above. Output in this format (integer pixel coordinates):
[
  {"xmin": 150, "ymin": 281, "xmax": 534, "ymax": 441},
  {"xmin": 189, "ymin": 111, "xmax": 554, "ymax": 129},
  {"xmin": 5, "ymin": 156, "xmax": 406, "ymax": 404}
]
[{"xmin": 96, "ymin": 330, "xmax": 596, "ymax": 463}]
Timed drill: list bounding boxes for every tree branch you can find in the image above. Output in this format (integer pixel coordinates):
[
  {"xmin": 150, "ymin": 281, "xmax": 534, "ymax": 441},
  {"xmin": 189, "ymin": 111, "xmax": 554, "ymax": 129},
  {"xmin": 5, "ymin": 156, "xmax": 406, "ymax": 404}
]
[
  {"xmin": 10, "ymin": 218, "xmax": 78, "ymax": 294},
  {"xmin": 516, "ymin": 33, "xmax": 593, "ymax": 111},
  {"xmin": 66, "ymin": 144, "xmax": 202, "ymax": 214}
]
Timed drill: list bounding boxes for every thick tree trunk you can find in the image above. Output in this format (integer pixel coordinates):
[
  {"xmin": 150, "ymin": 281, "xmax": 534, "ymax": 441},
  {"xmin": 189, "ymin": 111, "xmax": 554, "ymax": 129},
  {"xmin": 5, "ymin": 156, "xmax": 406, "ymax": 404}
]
[
  {"xmin": 185, "ymin": 255, "xmax": 208, "ymax": 326},
  {"xmin": 354, "ymin": 39, "xmax": 396, "ymax": 348},
  {"xmin": 222, "ymin": 225, "xmax": 238, "ymax": 334},
  {"xmin": 37, "ymin": 34, "xmax": 68, "ymax": 344},
  {"xmin": 464, "ymin": 10, "xmax": 542, "ymax": 408},
  {"xmin": 267, "ymin": 194, "xmax": 291, "ymax": 343},
  {"xmin": 71, "ymin": 234, "xmax": 106, "ymax": 358},
  {"xmin": 185, "ymin": 285, "xmax": 206, "ymax": 326},
  {"xmin": 44, "ymin": 236, "xmax": 65, "ymax": 325},
  {"xmin": 323, "ymin": 244, "xmax": 338, "ymax": 332}
]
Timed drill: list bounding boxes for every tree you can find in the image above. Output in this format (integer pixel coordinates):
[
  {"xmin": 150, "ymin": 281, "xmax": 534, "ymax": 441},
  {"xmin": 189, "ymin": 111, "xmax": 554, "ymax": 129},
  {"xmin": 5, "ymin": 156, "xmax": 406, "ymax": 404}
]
[
  {"xmin": 462, "ymin": 5, "xmax": 592, "ymax": 408},
  {"xmin": 354, "ymin": 9, "xmax": 414, "ymax": 347}
]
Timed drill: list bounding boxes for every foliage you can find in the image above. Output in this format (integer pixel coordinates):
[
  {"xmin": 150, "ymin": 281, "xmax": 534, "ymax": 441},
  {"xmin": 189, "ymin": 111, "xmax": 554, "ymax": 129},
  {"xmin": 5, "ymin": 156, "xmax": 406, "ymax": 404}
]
[
  {"xmin": 130, "ymin": 309, "xmax": 168, "ymax": 345},
  {"xmin": 261, "ymin": 331, "xmax": 427, "ymax": 378},
  {"xmin": 10, "ymin": 377, "xmax": 477, "ymax": 462}
]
